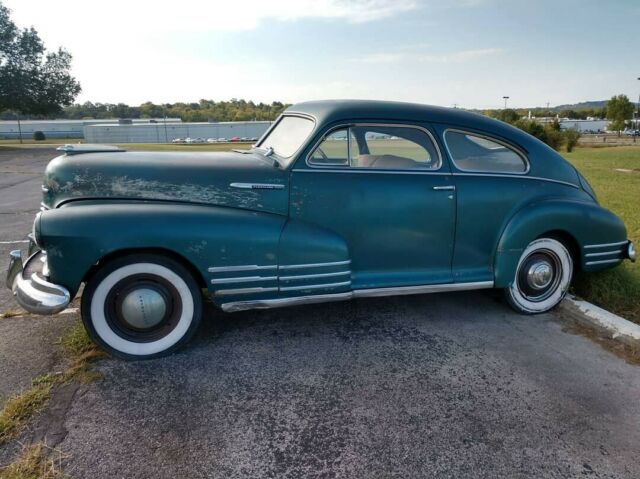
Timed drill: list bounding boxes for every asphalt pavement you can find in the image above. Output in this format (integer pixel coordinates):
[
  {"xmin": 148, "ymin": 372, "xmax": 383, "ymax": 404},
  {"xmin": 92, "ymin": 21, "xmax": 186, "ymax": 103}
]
[{"xmin": 1, "ymin": 146, "xmax": 639, "ymax": 479}]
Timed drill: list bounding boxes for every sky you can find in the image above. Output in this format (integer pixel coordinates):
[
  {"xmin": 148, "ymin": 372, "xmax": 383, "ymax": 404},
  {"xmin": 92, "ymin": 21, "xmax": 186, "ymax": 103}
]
[{"xmin": 4, "ymin": 0, "xmax": 640, "ymax": 109}]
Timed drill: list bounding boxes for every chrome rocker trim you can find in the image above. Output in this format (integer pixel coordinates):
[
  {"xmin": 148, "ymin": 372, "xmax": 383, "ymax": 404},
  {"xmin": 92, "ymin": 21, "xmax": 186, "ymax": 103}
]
[
  {"xmin": 229, "ymin": 182, "xmax": 285, "ymax": 190},
  {"xmin": 6, "ymin": 250, "xmax": 70, "ymax": 315},
  {"xmin": 221, "ymin": 280, "xmax": 493, "ymax": 312}
]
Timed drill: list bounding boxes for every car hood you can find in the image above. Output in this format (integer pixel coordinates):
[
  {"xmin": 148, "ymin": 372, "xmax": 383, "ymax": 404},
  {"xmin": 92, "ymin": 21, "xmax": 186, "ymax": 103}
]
[{"xmin": 42, "ymin": 150, "xmax": 288, "ymax": 215}]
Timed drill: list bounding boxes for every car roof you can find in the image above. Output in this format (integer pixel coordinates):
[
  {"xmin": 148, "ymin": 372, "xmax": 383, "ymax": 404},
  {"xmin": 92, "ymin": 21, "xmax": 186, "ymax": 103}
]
[
  {"xmin": 285, "ymin": 99, "xmax": 580, "ymax": 186},
  {"xmin": 286, "ymin": 99, "xmax": 535, "ymax": 151}
]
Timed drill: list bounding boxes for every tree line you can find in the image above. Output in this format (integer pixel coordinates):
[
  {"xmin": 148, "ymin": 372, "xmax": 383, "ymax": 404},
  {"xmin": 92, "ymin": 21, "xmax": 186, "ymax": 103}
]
[
  {"xmin": 0, "ymin": 98, "xmax": 290, "ymax": 122},
  {"xmin": 482, "ymin": 107, "xmax": 607, "ymax": 120},
  {"xmin": 60, "ymin": 99, "xmax": 288, "ymax": 122}
]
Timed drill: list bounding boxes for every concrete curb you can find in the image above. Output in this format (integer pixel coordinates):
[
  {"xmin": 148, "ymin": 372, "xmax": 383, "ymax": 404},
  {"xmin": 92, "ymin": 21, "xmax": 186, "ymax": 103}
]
[{"xmin": 559, "ymin": 294, "xmax": 640, "ymax": 348}]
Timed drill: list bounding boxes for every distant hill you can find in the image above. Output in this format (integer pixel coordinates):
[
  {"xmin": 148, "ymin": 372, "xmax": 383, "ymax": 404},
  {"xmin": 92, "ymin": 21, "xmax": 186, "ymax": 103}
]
[{"xmin": 545, "ymin": 100, "xmax": 608, "ymax": 112}]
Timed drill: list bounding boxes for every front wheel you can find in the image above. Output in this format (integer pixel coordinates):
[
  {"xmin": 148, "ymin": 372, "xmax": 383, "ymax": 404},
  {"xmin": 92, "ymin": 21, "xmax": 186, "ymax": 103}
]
[
  {"xmin": 81, "ymin": 254, "xmax": 202, "ymax": 360},
  {"xmin": 505, "ymin": 238, "xmax": 573, "ymax": 314}
]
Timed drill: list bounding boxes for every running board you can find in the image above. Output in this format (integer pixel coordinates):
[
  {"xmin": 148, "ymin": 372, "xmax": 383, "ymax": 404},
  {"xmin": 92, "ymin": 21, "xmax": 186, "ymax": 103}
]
[{"xmin": 220, "ymin": 281, "xmax": 494, "ymax": 313}]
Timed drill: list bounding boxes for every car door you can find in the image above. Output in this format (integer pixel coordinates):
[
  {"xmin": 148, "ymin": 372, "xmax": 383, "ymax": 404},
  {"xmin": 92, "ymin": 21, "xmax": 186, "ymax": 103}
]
[{"xmin": 288, "ymin": 122, "xmax": 456, "ymax": 289}]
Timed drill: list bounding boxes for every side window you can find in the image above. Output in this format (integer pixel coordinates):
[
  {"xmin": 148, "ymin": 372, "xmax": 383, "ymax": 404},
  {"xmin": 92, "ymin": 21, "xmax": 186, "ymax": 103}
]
[
  {"xmin": 308, "ymin": 125, "xmax": 441, "ymax": 170},
  {"xmin": 351, "ymin": 126, "xmax": 439, "ymax": 169},
  {"xmin": 444, "ymin": 130, "xmax": 527, "ymax": 174},
  {"xmin": 309, "ymin": 128, "xmax": 350, "ymax": 166}
]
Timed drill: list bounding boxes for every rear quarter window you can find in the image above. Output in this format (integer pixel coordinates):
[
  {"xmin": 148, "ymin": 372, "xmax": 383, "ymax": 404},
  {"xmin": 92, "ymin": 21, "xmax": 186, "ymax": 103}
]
[{"xmin": 444, "ymin": 130, "xmax": 528, "ymax": 174}]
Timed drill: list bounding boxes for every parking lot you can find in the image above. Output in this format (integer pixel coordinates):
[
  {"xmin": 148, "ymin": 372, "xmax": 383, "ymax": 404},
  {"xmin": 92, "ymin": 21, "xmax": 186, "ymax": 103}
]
[{"xmin": 1, "ymin": 147, "xmax": 640, "ymax": 478}]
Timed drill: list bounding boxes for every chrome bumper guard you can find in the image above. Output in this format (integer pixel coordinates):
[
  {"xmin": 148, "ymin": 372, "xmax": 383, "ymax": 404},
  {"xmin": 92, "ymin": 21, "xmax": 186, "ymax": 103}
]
[
  {"xmin": 628, "ymin": 241, "xmax": 637, "ymax": 263},
  {"xmin": 6, "ymin": 250, "xmax": 70, "ymax": 315}
]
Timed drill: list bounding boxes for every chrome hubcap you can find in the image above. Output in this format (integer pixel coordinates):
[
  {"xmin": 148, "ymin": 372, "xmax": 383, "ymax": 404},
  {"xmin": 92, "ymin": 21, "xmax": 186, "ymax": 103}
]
[
  {"xmin": 120, "ymin": 288, "xmax": 167, "ymax": 329},
  {"xmin": 527, "ymin": 261, "xmax": 553, "ymax": 290}
]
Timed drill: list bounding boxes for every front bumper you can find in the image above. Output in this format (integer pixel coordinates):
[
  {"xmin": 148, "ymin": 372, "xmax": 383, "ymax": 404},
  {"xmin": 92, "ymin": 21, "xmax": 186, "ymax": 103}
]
[
  {"xmin": 6, "ymin": 248, "xmax": 70, "ymax": 315},
  {"xmin": 628, "ymin": 241, "xmax": 637, "ymax": 262}
]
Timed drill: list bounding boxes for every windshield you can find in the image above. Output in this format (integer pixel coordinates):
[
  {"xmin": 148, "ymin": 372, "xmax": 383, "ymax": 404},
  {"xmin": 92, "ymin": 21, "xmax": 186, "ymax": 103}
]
[{"xmin": 257, "ymin": 115, "xmax": 315, "ymax": 167}]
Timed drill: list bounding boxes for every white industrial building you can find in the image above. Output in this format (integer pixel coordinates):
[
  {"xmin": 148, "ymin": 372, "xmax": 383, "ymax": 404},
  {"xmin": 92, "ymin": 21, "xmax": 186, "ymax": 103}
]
[
  {"xmin": 0, "ymin": 118, "xmax": 181, "ymax": 140},
  {"xmin": 83, "ymin": 121, "xmax": 272, "ymax": 144},
  {"xmin": 532, "ymin": 116, "xmax": 608, "ymax": 133},
  {"xmin": 558, "ymin": 119, "xmax": 608, "ymax": 133}
]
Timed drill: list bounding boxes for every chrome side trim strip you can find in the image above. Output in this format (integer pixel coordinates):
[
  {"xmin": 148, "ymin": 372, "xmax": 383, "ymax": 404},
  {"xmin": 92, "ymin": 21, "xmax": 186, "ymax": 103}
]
[
  {"xmin": 229, "ymin": 182, "xmax": 285, "ymax": 190},
  {"xmin": 220, "ymin": 280, "xmax": 495, "ymax": 312},
  {"xmin": 292, "ymin": 168, "xmax": 450, "ymax": 176},
  {"xmin": 279, "ymin": 270, "xmax": 351, "ymax": 281},
  {"xmin": 208, "ymin": 265, "xmax": 277, "ymax": 273},
  {"xmin": 215, "ymin": 286, "xmax": 279, "ymax": 296},
  {"xmin": 210, "ymin": 276, "xmax": 277, "ymax": 285},
  {"xmin": 279, "ymin": 260, "xmax": 351, "ymax": 270},
  {"xmin": 585, "ymin": 251, "xmax": 623, "ymax": 258},
  {"xmin": 451, "ymin": 172, "xmax": 579, "ymax": 189},
  {"xmin": 585, "ymin": 258, "xmax": 622, "ymax": 266},
  {"xmin": 279, "ymin": 281, "xmax": 351, "ymax": 292},
  {"xmin": 353, "ymin": 281, "xmax": 493, "ymax": 298},
  {"xmin": 584, "ymin": 240, "xmax": 628, "ymax": 250}
]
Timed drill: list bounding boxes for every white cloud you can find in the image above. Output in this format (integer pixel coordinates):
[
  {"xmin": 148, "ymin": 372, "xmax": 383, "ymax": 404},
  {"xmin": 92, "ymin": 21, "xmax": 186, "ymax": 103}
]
[
  {"xmin": 2, "ymin": 0, "xmax": 421, "ymax": 103},
  {"xmin": 4, "ymin": 0, "xmax": 419, "ymax": 36},
  {"xmin": 358, "ymin": 48, "xmax": 503, "ymax": 64}
]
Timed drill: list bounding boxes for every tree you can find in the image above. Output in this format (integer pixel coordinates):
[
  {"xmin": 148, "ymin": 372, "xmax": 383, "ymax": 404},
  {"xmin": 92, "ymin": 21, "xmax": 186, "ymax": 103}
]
[
  {"xmin": 513, "ymin": 119, "xmax": 564, "ymax": 151},
  {"xmin": 606, "ymin": 94, "xmax": 634, "ymax": 135},
  {"xmin": 0, "ymin": 2, "xmax": 81, "ymax": 141},
  {"xmin": 564, "ymin": 129, "xmax": 580, "ymax": 152}
]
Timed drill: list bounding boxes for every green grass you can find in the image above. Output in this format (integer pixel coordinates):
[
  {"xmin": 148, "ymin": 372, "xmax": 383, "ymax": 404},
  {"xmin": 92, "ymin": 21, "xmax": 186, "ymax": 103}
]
[
  {"xmin": 562, "ymin": 146, "xmax": 640, "ymax": 323},
  {"xmin": 0, "ymin": 322, "xmax": 105, "ymax": 446}
]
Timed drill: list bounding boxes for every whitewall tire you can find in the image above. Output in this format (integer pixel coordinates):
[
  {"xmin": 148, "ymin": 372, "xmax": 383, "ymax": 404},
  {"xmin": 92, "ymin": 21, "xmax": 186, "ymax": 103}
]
[
  {"xmin": 81, "ymin": 254, "xmax": 202, "ymax": 360},
  {"xmin": 505, "ymin": 238, "xmax": 573, "ymax": 314}
]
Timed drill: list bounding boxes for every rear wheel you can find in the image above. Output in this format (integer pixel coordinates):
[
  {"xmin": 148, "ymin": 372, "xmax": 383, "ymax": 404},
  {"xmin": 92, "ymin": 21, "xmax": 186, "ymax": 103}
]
[
  {"xmin": 81, "ymin": 254, "xmax": 202, "ymax": 360},
  {"xmin": 505, "ymin": 238, "xmax": 573, "ymax": 314}
]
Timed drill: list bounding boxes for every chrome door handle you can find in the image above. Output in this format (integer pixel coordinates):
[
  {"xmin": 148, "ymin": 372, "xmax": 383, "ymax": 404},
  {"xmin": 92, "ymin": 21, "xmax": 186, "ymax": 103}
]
[{"xmin": 432, "ymin": 185, "xmax": 456, "ymax": 191}]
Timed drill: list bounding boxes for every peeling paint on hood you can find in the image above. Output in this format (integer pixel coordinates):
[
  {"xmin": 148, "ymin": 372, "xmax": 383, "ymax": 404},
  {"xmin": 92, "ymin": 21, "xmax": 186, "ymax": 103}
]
[{"xmin": 43, "ymin": 150, "xmax": 288, "ymax": 215}]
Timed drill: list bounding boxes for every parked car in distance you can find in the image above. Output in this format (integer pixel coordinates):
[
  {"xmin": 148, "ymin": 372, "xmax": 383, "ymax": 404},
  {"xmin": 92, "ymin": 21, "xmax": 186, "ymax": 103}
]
[
  {"xmin": 230, "ymin": 136, "xmax": 241, "ymax": 142},
  {"xmin": 171, "ymin": 138, "xmax": 185, "ymax": 144},
  {"xmin": 218, "ymin": 138, "xmax": 227, "ymax": 142},
  {"xmin": 206, "ymin": 138, "xmax": 218, "ymax": 143},
  {"xmin": 7, "ymin": 100, "xmax": 636, "ymax": 360}
]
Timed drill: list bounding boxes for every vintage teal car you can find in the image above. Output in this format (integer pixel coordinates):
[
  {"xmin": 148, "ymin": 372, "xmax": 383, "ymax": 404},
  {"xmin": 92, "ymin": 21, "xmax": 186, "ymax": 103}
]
[{"xmin": 6, "ymin": 100, "xmax": 636, "ymax": 359}]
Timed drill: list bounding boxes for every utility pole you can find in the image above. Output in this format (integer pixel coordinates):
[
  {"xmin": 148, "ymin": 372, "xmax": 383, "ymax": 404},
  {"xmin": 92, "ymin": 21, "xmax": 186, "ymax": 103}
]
[
  {"xmin": 637, "ymin": 77, "xmax": 640, "ymax": 130},
  {"xmin": 163, "ymin": 105, "xmax": 169, "ymax": 143},
  {"xmin": 16, "ymin": 112, "xmax": 23, "ymax": 144},
  {"xmin": 503, "ymin": 96, "xmax": 510, "ymax": 109}
]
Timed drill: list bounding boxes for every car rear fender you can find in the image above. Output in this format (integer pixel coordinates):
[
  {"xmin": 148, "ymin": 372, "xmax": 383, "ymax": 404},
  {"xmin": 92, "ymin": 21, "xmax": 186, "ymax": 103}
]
[{"xmin": 493, "ymin": 198, "xmax": 627, "ymax": 287}]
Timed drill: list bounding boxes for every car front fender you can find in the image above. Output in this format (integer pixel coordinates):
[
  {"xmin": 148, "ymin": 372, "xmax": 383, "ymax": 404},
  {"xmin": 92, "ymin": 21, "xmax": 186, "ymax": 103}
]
[{"xmin": 38, "ymin": 201, "xmax": 286, "ymax": 297}]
